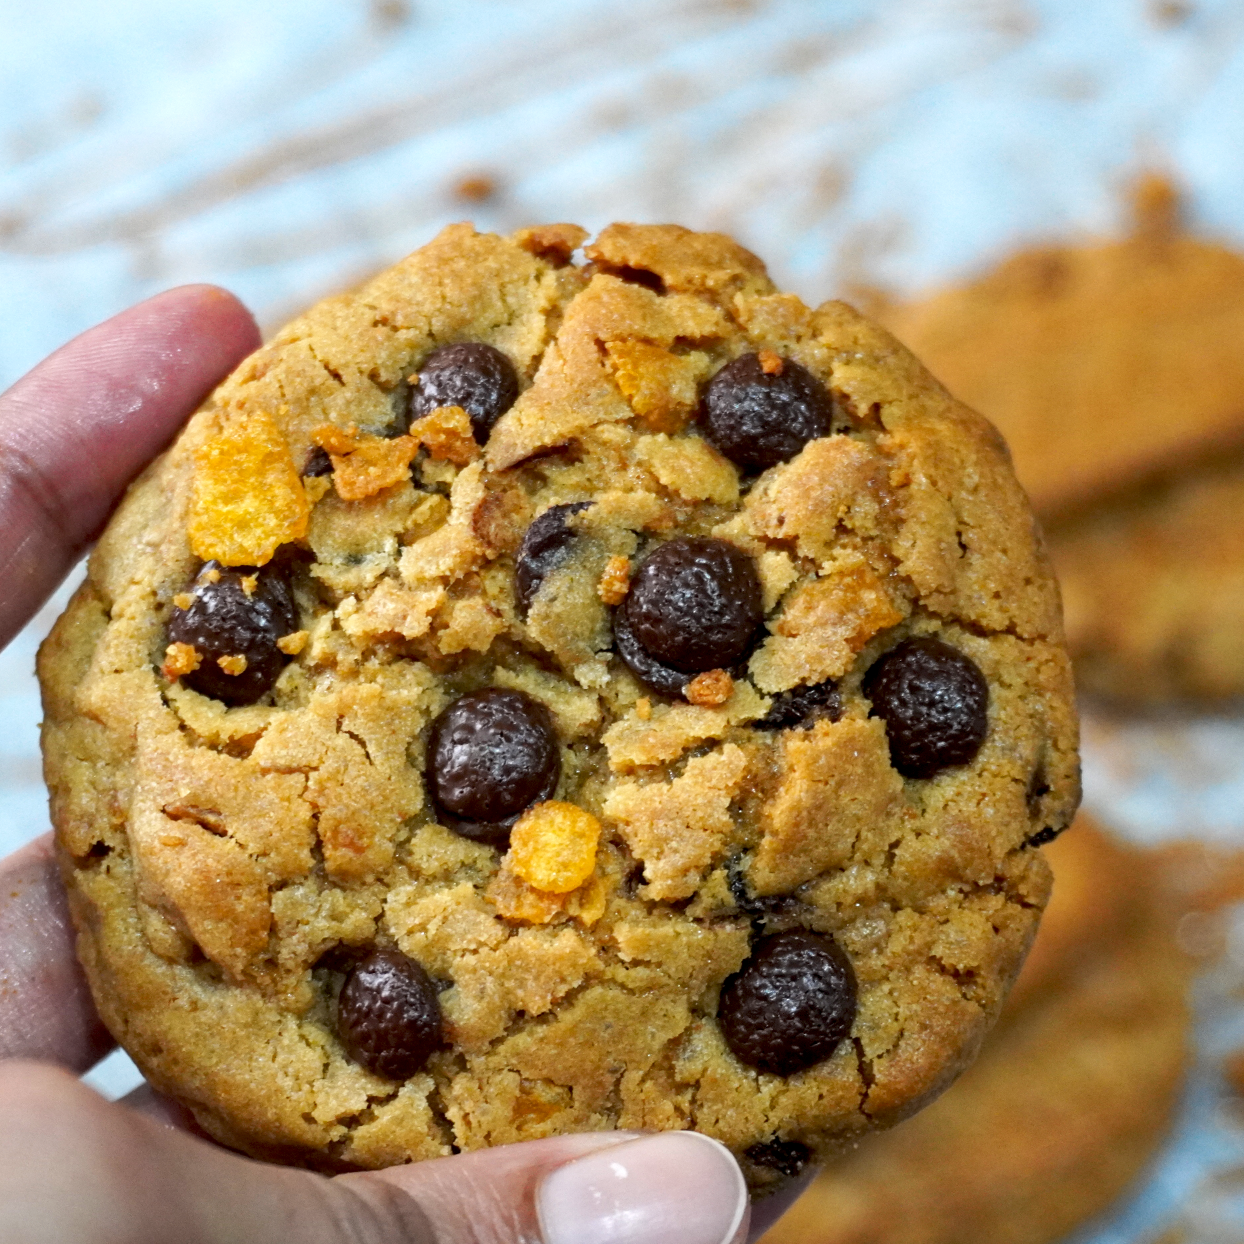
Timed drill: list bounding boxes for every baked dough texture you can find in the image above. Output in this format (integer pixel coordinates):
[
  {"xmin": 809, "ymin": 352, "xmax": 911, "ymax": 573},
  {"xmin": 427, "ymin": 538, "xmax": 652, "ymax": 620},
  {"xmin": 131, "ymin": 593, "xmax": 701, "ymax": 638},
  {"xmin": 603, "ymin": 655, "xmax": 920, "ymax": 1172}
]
[
  {"xmin": 38, "ymin": 222, "xmax": 1078, "ymax": 1180},
  {"xmin": 761, "ymin": 817, "xmax": 1189, "ymax": 1244},
  {"xmin": 881, "ymin": 178, "xmax": 1244, "ymax": 703}
]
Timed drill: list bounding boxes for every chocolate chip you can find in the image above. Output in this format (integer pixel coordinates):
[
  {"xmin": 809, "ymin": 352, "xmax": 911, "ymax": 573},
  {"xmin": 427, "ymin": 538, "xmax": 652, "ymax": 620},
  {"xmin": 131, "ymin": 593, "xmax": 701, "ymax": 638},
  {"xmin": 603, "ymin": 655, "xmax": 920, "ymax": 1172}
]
[
  {"xmin": 755, "ymin": 679, "xmax": 841, "ymax": 731},
  {"xmin": 336, "ymin": 948, "xmax": 442, "ymax": 1080},
  {"xmin": 514, "ymin": 502, "xmax": 592, "ymax": 614},
  {"xmin": 427, "ymin": 688, "xmax": 560, "ymax": 845},
  {"xmin": 303, "ymin": 446, "xmax": 333, "ymax": 477},
  {"xmin": 621, "ymin": 537, "xmax": 762, "ymax": 674},
  {"xmin": 863, "ymin": 637, "xmax": 989, "ymax": 779},
  {"xmin": 409, "ymin": 342, "xmax": 519, "ymax": 443},
  {"xmin": 700, "ymin": 353, "xmax": 834, "ymax": 472},
  {"xmin": 745, "ymin": 1139, "xmax": 812, "ymax": 1179},
  {"xmin": 613, "ymin": 604, "xmax": 692, "ymax": 698},
  {"xmin": 718, "ymin": 929, "xmax": 857, "ymax": 1077},
  {"xmin": 166, "ymin": 562, "xmax": 298, "ymax": 706}
]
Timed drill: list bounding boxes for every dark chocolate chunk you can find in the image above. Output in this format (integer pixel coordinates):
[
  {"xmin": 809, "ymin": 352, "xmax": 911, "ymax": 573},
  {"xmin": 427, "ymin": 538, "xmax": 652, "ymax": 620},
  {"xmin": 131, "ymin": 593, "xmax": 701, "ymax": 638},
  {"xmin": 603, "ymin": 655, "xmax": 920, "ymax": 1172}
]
[
  {"xmin": 336, "ymin": 949, "xmax": 442, "ymax": 1080},
  {"xmin": 700, "ymin": 353, "xmax": 834, "ymax": 472},
  {"xmin": 613, "ymin": 603, "xmax": 692, "ymax": 698},
  {"xmin": 408, "ymin": 342, "xmax": 519, "ymax": 443},
  {"xmin": 514, "ymin": 502, "xmax": 592, "ymax": 614},
  {"xmin": 426, "ymin": 688, "xmax": 560, "ymax": 846},
  {"xmin": 745, "ymin": 1139, "xmax": 812, "ymax": 1179},
  {"xmin": 718, "ymin": 929, "xmax": 857, "ymax": 1077},
  {"xmin": 303, "ymin": 446, "xmax": 333, "ymax": 477},
  {"xmin": 754, "ymin": 679, "xmax": 841, "ymax": 731},
  {"xmin": 863, "ymin": 637, "xmax": 989, "ymax": 779},
  {"xmin": 621, "ymin": 537, "xmax": 762, "ymax": 674},
  {"xmin": 166, "ymin": 562, "xmax": 298, "ymax": 706}
]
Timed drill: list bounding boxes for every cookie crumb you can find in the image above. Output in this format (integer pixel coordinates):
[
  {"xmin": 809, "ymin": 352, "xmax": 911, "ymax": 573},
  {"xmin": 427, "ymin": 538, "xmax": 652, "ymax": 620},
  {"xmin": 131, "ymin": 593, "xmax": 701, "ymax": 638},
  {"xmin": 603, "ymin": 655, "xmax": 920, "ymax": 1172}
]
[
  {"xmin": 204, "ymin": 567, "xmax": 221, "ymax": 583},
  {"xmin": 758, "ymin": 349, "xmax": 785, "ymax": 376},
  {"xmin": 508, "ymin": 801, "xmax": 601, "ymax": 894},
  {"xmin": 635, "ymin": 696, "xmax": 652, "ymax": 720},
  {"xmin": 685, "ymin": 669, "xmax": 734, "ymax": 707},
  {"xmin": 456, "ymin": 175, "xmax": 498, "ymax": 203},
  {"xmin": 277, "ymin": 630, "xmax": 309, "ymax": 656},
  {"xmin": 216, "ymin": 654, "xmax": 248, "ymax": 676},
  {"xmin": 1225, "ymin": 1049, "xmax": 1244, "ymax": 1097},
  {"xmin": 172, "ymin": 593, "xmax": 194, "ymax": 611},
  {"xmin": 240, "ymin": 574, "xmax": 258, "ymax": 597},
  {"xmin": 161, "ymin": 642, "xmax": 201, "ymax": 680},
  {"xmin": 598, "ymin": 555, "xmax": 631, "ymax": 605}
]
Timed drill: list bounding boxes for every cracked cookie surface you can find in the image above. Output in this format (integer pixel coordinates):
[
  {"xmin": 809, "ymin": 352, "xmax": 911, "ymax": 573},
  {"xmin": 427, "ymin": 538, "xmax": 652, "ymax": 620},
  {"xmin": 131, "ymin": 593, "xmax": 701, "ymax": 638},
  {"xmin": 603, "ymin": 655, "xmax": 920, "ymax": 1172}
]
[{"xmin": 38, "ymin": 221, "xmax": 1078, "ymax": 1186}]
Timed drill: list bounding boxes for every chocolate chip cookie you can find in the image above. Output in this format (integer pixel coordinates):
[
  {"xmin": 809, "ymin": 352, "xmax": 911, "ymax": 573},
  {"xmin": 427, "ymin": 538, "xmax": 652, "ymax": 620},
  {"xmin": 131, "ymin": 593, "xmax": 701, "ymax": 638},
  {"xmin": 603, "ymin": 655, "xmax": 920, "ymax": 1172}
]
[
  {"xmin": 881, "ymin": 177, "xmax": 1244, "ymax": 703},
  {"xmin": 38, "ymin": 221, "xmax": 1078, "ymax": 1181}
]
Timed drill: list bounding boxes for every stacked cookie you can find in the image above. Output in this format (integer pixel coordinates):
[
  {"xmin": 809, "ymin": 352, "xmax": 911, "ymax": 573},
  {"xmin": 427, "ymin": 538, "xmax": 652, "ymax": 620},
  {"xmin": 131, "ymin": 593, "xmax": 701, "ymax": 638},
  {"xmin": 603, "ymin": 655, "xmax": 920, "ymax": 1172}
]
[
  {"xmin": 881, "ymin": 178, "xmax": 1244, "ymax": 704},
  {"xmin": 39, "ymin": 223, "xmax": 1077, "ymax": 1180},
  {"xmin": 763, "ymin": 817, "xmax": 1190, "ymax": 1244}
]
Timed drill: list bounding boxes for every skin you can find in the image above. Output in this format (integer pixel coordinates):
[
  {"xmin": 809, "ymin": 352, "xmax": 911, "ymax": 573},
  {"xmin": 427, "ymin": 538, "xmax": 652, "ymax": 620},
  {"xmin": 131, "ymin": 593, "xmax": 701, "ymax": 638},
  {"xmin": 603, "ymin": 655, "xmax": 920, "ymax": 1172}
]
[{"xmin": 0, "ymin": 286, "xmax": 810, "ymax": 1244}]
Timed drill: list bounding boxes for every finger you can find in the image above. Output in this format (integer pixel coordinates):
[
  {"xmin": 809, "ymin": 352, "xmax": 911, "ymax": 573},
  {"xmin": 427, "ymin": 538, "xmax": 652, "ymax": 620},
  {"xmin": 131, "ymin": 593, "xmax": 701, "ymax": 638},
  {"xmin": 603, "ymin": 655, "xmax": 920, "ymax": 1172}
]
[
  {"xmin": 0, "ymin": 833, "xmax": 111, "ymax": 1070},
  {"xmin": 0, "ymin": 284, "xmax": 259, "ymax": 647},
  {"xmin": 1, "ymin": 1062, "xmax": 752, "ymax": 1244}
]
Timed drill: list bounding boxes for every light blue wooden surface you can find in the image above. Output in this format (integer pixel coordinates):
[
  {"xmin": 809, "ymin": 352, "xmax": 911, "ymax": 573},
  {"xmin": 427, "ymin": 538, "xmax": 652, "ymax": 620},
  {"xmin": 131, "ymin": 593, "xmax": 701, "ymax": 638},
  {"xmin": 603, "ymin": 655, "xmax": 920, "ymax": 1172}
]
[{"xmin": 6, "ymin": 2, "xmax": 1244, "ymax": 1236}]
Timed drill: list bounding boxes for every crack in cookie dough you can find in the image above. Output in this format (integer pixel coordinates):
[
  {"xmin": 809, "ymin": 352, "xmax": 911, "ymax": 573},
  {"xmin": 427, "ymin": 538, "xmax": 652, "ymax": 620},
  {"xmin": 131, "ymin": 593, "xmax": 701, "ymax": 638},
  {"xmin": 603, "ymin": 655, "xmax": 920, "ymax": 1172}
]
[{"xmin": 39, "ymin": 221, "xmax": 1077, "ymax": 1189}]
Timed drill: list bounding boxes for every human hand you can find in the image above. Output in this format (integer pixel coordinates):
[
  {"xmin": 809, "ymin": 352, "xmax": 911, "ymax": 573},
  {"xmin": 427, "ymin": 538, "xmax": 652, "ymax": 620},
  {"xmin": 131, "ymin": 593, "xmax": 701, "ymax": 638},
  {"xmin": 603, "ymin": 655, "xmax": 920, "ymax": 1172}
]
[{"xmin": 0, "ymin": 287, "xmax": 808, "ymax": 1244}]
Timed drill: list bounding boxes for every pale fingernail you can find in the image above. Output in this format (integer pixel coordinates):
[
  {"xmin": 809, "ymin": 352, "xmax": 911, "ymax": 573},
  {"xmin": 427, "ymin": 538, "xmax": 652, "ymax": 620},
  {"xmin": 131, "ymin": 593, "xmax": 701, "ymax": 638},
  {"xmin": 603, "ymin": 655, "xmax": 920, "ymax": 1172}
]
[{"xmin": 537, "ymin": 1130, "xmax": 747, "ymax": 1244}]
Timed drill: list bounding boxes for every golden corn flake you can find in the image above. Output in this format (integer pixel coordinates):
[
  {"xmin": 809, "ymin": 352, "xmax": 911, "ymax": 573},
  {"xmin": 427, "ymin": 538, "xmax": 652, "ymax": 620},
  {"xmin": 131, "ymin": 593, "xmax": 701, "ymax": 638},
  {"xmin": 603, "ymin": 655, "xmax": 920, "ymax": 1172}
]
[
  {"xmin": 408, "ymin": 406, "xmax": 480, "ymax": 467},
  {"xmin": 217, "ymin": 654, "xmax": 248, "ymax": 676},
  {"xmin": 597, "ymin": 555, "xmax": 631, "ymax": 606},
  {"xmin": 311, "ymin": 423, "xmax": 420, "ymax": 502},
  {"xmin": 188, "ymin": 410, "xmax": 311, "ymax": 567},
  {"xmin": 508, "ymin": 801, "xmax": 601, "ymax": 894},
  {"xmin": 604, "ymin": 339, "xmax": 705, "ymax": 434},
  {"xmin": 276, "ymin": 630, "xmax": 309, "ymax": 656},
  {"xmin": 161, "ymin": 642, "xmax": 200, "ymax": 680},
  {"xmin": 685, "ymin": 669, "xmax": 733, "ymax": 707}
]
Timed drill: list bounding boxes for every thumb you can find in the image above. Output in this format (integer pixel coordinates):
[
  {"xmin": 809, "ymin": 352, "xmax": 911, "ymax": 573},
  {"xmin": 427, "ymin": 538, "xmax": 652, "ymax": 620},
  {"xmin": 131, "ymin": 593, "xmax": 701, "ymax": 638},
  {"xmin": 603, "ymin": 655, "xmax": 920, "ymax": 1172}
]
[{"xmin": 0, "ymin": 1062, "xmax": 750, "ymax": 1244}]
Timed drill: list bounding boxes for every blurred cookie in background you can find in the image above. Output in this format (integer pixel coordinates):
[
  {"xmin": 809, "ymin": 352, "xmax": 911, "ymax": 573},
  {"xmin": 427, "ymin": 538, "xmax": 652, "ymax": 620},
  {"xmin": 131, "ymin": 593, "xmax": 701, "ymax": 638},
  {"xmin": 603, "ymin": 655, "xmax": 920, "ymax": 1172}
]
[
  {"xmin": 762, "ymin": 817, "xmax": 1191, "ymax": 1244},
  {"xmin": 881, "ymin": 177, "xmax": 1244, "ymax": 704}
]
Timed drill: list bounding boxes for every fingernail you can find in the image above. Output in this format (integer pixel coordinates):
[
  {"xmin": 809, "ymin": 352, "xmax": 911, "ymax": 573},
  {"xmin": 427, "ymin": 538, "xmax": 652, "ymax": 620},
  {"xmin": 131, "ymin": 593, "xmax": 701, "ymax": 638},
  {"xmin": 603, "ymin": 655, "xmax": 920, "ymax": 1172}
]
[{"xmin": 537, "ymin": 1130, "xmax": 747, "ymax": 1244}]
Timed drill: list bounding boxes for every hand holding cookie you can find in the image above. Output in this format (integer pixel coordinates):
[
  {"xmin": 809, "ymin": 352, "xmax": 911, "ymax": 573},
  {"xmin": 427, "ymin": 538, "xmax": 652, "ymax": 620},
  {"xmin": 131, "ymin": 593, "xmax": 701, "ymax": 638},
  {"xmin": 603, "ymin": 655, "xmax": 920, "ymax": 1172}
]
[{"xmin": 0, "ymin": 287, "xmax": 766, "ymax": 1244}]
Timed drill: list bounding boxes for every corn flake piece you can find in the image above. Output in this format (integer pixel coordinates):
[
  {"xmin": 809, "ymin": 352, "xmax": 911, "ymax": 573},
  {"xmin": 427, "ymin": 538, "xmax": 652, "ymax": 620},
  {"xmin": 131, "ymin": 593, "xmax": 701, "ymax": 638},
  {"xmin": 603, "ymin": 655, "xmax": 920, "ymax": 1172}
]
[
  {"xmin": 604, "ymin": 340, "xmax": 705, "ymax": 434},
  {"xmin": 189, "ymin": 410, "xmax": 310, "ymax": 566},
  {"xmin": 685, "ymin": 669, "xmax": 733, "ymax": 707},
  {"xmin": 597, "ymin": 555, "xmax": 631, "ymax": 605},
  {"xmin": 509, "ymin": 801, "xmax": 601, "ymax": 894},
  {"xmin": 217, "ymin": 654, "xmax": 248, "ymax": 676},
  {"xmin": 408, "ymin": 405, "xmax": 480, "ymax": 467},
  {"xmin": 277, "ymin": 630, "xmax": 309, "ymax": 655},
  {"xmin": 758, "ymin": 349, "xmax": 784, "ymax": 375},
  {"xmin": 162, "ymin": 642, "xmax": 200, "ymax": 680},
  {"xmin": 311, "ymin": 424, "xmax": 419, "ymax": 502}
]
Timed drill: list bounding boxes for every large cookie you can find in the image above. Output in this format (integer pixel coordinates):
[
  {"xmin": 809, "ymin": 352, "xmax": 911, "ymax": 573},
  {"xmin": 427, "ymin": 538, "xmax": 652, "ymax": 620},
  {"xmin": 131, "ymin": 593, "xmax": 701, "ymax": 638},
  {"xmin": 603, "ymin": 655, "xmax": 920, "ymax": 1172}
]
[
  {"xmin": 881, "ymin": 179, "xmax": 1244, "ymax": 702},
  {"xmin": 763, "ymin": 817, "xmax": 1190, "ymax": 1244},
  {"xmin": 38, "ymin": 222, "xmax": 1078, "ymax": 1182}
]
